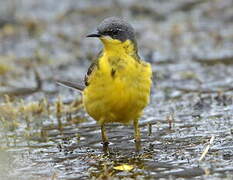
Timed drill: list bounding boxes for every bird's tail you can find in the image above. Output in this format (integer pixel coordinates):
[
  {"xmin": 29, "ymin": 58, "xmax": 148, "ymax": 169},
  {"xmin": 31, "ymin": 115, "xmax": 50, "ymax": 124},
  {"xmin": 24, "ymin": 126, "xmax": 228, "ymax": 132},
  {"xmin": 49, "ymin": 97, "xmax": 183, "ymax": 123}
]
[{"xmin": 56, "ymin": 80, "xmax": 85, "ymax": 91}]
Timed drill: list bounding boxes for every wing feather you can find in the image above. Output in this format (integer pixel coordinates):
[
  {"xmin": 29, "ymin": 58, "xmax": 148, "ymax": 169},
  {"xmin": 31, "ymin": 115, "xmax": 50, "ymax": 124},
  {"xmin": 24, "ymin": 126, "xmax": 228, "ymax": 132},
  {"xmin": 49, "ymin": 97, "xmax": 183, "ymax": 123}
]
[{"xmin": 84, "ymin": 51, "xmax": 102, "ymax": 86}]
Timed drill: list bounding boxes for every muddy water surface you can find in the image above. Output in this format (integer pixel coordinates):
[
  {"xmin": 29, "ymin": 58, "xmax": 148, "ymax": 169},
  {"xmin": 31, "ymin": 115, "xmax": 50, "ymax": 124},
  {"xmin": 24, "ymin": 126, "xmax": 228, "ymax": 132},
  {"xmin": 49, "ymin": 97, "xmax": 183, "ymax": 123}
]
[{"xmin": 0, "ymin": 0, "xmax": 233, "ymax": 179}]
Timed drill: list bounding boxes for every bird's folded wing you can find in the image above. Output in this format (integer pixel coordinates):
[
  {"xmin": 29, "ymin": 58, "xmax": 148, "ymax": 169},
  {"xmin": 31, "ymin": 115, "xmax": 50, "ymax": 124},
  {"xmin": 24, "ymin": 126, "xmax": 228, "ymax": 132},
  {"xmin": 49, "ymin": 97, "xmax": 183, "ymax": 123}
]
[{"xmin": 56, "ymin": 80, "xmax": 85, "ymax": 91}]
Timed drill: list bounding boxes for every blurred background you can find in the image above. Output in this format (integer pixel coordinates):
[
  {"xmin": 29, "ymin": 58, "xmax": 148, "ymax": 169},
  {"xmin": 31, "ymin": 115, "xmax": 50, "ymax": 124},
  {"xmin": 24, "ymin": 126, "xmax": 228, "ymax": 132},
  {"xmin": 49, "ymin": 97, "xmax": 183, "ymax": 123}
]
[{"xmin": 0, "ymin": 0, "xmax": 233, "ymax": 179}]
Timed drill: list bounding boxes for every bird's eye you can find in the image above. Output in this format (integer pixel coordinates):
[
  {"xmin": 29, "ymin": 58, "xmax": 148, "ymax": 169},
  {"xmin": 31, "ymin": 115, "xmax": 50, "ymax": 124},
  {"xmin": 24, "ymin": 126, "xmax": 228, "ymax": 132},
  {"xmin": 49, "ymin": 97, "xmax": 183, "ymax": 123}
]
[
  {"xmin": 112, "ymin": 29, "xmax": 119, "ymax": 34},
  {"xmin": 104, "ymin": 29, "xmax": 119, "ymax": 36},
  {"xmin": 109, "ymin": 30, "xmax": 117, "ymax": 35}
]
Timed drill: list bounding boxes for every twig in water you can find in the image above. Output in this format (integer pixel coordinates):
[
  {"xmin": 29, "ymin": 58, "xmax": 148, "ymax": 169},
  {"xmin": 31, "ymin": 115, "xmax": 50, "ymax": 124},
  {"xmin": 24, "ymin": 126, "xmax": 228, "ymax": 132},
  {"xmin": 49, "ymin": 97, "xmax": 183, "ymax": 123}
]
[
  {"xmin": 167, "ymin": 114, "xmax": 174, "ymax": 129},
  {"xmin": 198, "ymin": 135, "xmax": 215, "ymax": 161}
]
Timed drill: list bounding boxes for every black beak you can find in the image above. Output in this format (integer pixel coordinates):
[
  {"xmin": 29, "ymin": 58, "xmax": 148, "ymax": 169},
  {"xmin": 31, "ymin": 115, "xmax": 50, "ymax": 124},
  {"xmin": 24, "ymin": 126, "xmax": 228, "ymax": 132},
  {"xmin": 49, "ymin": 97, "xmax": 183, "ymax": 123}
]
[{"xmin": 86, "ymin": 32, "xmax": 101, "ymax": 38}]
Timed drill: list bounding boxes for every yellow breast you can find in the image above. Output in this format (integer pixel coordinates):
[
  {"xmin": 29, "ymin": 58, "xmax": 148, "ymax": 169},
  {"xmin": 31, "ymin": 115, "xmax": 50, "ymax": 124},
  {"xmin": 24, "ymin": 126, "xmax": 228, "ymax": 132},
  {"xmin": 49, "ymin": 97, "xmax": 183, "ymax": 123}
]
[{"xmin": 83, "ymin": 40, "xmax": 152, "ymax": 125}]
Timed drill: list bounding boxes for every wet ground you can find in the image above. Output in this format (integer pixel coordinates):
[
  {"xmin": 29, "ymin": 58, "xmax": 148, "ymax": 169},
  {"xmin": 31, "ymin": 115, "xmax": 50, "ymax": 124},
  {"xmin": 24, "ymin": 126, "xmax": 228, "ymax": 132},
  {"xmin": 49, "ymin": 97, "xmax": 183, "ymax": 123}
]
[{"xmin": 0, "ymin": 0, "xmax": 233, "ymax": 179}]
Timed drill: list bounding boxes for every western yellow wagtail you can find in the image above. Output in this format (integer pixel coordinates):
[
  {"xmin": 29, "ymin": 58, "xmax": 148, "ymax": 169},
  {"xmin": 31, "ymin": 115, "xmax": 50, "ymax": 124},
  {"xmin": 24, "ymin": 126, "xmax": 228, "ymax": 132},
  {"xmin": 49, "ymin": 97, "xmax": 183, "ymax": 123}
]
[{"xmin": 57, "ymin": 17, "xmax": 152, "ymax": 146}]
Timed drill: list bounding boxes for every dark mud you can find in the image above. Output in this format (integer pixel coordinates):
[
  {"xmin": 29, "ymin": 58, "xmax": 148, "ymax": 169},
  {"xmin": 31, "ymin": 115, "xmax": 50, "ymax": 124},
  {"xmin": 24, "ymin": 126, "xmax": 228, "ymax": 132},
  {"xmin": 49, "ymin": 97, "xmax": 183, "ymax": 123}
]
[{"xmin": 0, "ymin": 0, "xmax": 233, "ymax": 179}]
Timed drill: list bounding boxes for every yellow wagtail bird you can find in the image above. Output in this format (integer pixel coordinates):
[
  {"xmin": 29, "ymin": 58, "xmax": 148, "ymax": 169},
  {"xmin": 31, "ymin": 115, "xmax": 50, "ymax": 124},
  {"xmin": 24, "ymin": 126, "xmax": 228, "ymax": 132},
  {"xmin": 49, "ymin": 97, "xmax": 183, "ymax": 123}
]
[{"xmin": 57, "ymin": 17, "xmax": 152, "ymax": 146}]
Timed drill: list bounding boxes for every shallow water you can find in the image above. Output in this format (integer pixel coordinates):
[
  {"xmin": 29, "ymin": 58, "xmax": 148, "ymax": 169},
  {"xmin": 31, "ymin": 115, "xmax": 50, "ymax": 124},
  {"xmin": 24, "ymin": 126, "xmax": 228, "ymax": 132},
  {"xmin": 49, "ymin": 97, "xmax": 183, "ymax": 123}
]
[{"xmin": 0, "ymin": 0, "xmax": 233, "ymax": 179}]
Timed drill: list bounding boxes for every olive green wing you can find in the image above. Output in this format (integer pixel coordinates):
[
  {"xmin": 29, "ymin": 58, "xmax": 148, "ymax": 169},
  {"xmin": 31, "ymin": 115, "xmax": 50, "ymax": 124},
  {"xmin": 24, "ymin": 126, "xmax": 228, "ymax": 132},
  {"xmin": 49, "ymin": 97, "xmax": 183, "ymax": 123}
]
[
  {"xmin": 56, "ymin": 51, "xmax": 102, "ymax": 91},
  {"xmin": 84, "ymin": 51, "xmax": 102, "ymax": 86}
]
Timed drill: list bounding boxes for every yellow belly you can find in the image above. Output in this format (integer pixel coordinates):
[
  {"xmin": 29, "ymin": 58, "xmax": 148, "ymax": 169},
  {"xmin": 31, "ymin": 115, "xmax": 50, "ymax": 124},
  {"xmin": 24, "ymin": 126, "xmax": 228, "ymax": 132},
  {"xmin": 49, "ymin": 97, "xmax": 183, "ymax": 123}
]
[{"xmin": 83, "ymin": 55, "xmax": 152, "ymax": 125}]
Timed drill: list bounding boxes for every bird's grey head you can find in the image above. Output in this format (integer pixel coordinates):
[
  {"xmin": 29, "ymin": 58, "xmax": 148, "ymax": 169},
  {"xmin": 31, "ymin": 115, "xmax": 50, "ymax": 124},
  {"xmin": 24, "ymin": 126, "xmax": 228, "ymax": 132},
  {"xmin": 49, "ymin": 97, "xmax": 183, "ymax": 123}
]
[{"xmin": 87, "ymin": 17, "xmax": 136, "ymax": 42}]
